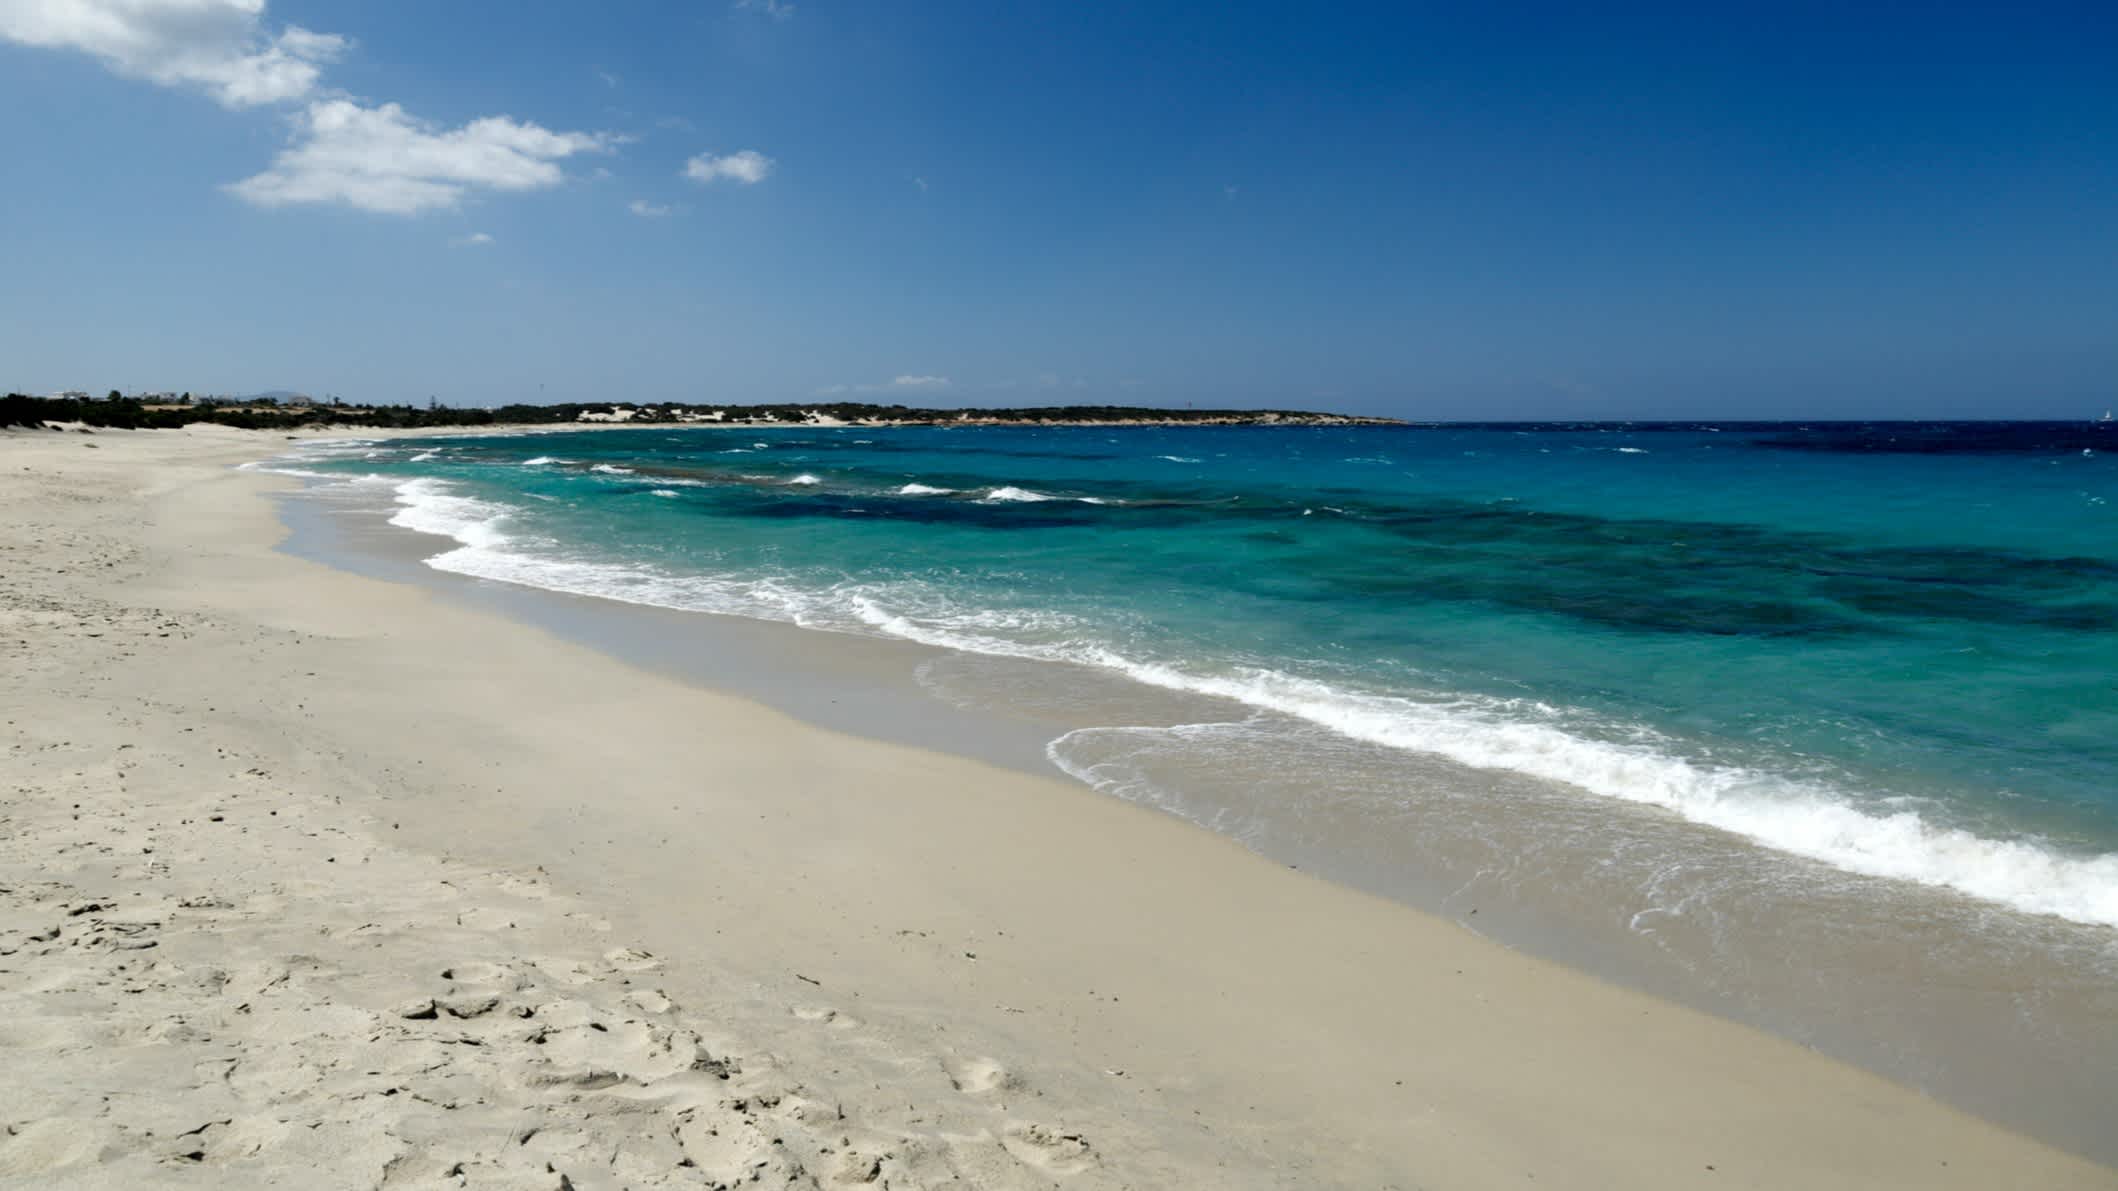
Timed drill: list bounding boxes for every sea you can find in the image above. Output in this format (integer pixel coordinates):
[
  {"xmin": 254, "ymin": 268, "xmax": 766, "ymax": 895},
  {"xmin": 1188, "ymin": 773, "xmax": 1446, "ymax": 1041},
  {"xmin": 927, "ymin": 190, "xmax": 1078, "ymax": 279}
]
[{"xmin": 258, "ymin": 420, "xmax": 2118, "ymax": 1155}]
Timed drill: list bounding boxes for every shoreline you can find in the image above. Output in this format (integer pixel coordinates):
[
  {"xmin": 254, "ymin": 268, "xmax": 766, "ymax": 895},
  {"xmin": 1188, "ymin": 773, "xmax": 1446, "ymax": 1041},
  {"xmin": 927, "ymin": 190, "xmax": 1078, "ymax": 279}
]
[
  {"xmin": 3, "ymin": 423, "xmax": 2112, "ymax": 1188},
  {"xmin": 276, "ymin": 422, "xmax": 2118, "ymax": 1160}
]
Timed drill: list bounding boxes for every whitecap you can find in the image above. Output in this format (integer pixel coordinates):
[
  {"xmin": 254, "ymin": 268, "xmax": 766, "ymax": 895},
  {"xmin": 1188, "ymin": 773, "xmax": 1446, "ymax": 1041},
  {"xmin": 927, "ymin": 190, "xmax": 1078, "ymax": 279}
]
[{"xmin": 386, "ymin": 477, "xmax": 514, "ymax": 551}]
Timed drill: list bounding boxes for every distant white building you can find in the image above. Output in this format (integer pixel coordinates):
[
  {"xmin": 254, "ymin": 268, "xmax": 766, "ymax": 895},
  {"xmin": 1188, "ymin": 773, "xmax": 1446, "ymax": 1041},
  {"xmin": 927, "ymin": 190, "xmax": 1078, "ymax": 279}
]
[{"xmin": 577, "ymin": 406, "xmax": 637, "ymax": 423}]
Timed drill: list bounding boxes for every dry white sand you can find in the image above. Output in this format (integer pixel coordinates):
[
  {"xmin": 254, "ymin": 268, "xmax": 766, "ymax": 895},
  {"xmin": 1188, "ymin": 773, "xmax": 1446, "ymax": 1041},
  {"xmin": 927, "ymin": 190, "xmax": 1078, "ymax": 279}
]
[{"xmin": 1, "ymin": 423, "xmax": 2110, "ymax": 1189}]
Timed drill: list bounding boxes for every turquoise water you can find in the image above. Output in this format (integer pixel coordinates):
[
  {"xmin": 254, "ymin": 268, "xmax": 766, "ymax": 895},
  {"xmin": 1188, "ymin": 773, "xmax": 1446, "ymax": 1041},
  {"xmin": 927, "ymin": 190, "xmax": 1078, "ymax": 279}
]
[{"xmin": 272, "ymin": 422, "xmax": 2118, "ymax": 929}]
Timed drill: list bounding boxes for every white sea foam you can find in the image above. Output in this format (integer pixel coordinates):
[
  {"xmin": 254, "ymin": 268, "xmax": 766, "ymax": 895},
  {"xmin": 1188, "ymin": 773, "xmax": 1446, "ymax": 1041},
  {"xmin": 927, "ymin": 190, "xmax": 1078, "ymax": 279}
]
[
  {"xmin": 983, "ymin": 486, "xmax": 1053, "ymax": 502},
  {"xmin": 1616, "ymin": 447, "xmax": 1649, "ymax": 454},
  {"xmin": 387, "ymin": 477, "xmax": 515, "ymax": 550},
  {"xmin": 523, "ymin": 456, "xmax": 560, "ymax": 466},
  {"xmin": 650, "ymin": 489, "xmax": 680, "ymax": 498},
  {"xmin": 787, "ymin": 473, "xmax": 822, "ymax": 486},
  {"xmin": 240, "ymin": 458, "xmax": 406, "ymax": 491},
  {"xmin": 591, "ymin": 464, "xmax": 636, "ymax": 475},
  {"xmin": 897, "ymin": 483, "xmax": 954, "ymax": 496},
  {"xmin": 373, "ymin": 475, "xmax": 2118, "ymax": 930},
  {"xmin": 833, "ymin": 593, "xmax": 2118, "ymax": 929},
  {"xmin": 410, "ymin": 450, "xmax": 442, "ymax": 462},
  {"xmin": 1156, "ymin": 455, "xmax": 1201, "ymax": 463},
  {"xmin": 237, "ymin": 461, "xmax": 332, "ymax": 480}
]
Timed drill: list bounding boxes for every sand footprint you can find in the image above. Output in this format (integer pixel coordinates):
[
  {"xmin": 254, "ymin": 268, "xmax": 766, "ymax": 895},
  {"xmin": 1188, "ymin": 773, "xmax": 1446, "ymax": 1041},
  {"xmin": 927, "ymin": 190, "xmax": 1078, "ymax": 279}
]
[
  {"xmin": 943, "ymin": 1055, "xmax": 1021, "ymax": 1097},
  {"xmin": 674, "ymin": 1108, "xmax": 803, "ymax": 1187},
  {"xmin": 624, "ymin": 987, "xmax": 675, "ymax": 1015},
  {"xmin": 791, "ymin": 1004, "xmax": 862, "ymax": 1030},
  {"xmin": 0, "ymin": 1118, "xmax": 122, "ymax": 1177},
  {"xmin": 439, "ymin": 960, "xmax": 525, "ymax": 990},
  {"xmin": 603, "ymin": 946, "xmax": 660, "ymax": 972},
  {"xmin": 1001, "ymin": 1122, "xmax": 1095, "ymax": 1176}
]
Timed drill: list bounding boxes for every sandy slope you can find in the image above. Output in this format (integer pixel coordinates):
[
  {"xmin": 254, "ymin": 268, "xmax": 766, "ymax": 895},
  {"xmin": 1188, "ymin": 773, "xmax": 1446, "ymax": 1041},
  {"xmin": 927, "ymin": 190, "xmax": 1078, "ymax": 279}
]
[{"xmin": 0, "ymin": 423, "xmax": 2109, "ymax": 1189}]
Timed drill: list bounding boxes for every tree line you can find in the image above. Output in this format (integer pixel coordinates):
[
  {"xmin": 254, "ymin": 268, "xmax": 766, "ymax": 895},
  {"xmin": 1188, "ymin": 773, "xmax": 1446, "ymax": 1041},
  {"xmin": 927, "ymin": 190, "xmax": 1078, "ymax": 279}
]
[{"xmin": 3, "ymin": 393, "xmax": 1381, "ymax": 432}]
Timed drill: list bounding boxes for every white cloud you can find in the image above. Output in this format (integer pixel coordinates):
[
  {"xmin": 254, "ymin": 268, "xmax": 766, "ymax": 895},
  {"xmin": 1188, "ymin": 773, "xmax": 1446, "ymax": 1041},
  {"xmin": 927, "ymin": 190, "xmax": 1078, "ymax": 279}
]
[
  {"xmin": 450, "ymin": 231, "xmax": 494, "ymax": 247},
  {"xmin": 228, "ymin": 99, "xmax": 616, "ymax": 215},
  {"xmin": 0, "ymin": 0, "xmax": 347, "ymax": 107},
  {"xmin": 912, "ymin": 176, "xmax": 928, "ymax": 192},
  {"xmin": 627, "ymin": 198, "xmax": 673, "ymax": 217},
  {"xmin": 2, "ymin": 1, "xmax": 626, "ymax": 217},
  {"xmin": 594, "ymin": 68, "xmax": 620, "ymax": 88},
  {"xmin": 816, "ymin": 375, "xmax": 952, "ymax": 396},
  {"xmin": 683, "ymin": 150, "xmax": 773, "ymax": 185},
  {"xmin": 734, "ymin": 0, "xmax": 794, "ymax": 20}
]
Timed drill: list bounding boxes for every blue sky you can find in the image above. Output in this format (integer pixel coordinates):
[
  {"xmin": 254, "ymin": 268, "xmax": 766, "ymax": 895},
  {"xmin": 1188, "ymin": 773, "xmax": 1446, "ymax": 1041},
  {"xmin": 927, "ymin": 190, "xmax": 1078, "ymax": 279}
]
[{"xmin": 1, "ymin": 1, "xmax": 2112, "ymax": 418}]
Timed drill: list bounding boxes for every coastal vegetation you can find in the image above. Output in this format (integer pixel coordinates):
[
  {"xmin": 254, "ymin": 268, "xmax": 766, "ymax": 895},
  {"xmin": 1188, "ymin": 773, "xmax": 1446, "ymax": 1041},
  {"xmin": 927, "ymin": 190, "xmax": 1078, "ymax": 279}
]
[{"xmin": 0, "ymin": 392, "xmax": 1398, "ymax": 432}]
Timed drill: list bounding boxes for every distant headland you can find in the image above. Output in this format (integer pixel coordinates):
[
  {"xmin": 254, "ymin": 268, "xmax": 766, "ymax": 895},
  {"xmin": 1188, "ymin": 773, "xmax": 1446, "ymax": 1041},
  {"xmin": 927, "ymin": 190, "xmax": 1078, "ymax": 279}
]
[{"xmin": 2, "ymin": 391, "xmax": 1401, "ymax": 432}]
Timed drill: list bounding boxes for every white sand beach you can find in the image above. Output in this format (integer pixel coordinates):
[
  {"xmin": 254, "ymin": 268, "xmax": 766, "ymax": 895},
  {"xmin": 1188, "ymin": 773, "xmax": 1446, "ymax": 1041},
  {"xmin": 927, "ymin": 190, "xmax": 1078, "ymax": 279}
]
[{"xmin": 2, "ymin": 423, "xmax": 2110, "ymax": 1189}]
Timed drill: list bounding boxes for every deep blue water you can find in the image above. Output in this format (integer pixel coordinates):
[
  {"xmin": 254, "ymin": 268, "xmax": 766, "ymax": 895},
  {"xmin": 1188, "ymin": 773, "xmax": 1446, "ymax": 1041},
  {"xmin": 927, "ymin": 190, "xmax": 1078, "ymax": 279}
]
[{"xmin": 274, "ymin": 422, "xmax": 2118, "ymax": 928}]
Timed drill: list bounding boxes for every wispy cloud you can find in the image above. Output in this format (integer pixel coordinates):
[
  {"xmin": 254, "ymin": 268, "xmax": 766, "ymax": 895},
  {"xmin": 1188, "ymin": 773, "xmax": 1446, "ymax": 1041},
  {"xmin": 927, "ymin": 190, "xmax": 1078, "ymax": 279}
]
[
  {"xmin": 734, "ymin": 0, "xmax": 796, "ymax": 21},
  {"xmin": 627, "ymin": 199, "xmax": 674, "ymax": 218},
  {"xmin": 0, "ymin": 0, "xmax": 347, "ymax": 107},
  {"xmin": 1, "ymin": 0, "xmax": 619, "ymax": 215},
  {"xmin": 814, "ymin": 375, "xmax": 953, "ymax": 396},
  {"xmin": 450, "ymin": 231, "xmax": 495, "ymax": 247},
  {"xmin": 595, "ymin": 68, "xmax": 621, "ymax": 88},
  {"xmin": 683, "ymin": 150, "xmax": 774, "ymax": 185},
  {"xmin": 912, "ymin": 176, "xmax": 929, "ymax": 192},
  {"xmin": 229, "ymin": 101, "xmax": 618, "ymax": 215}
]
